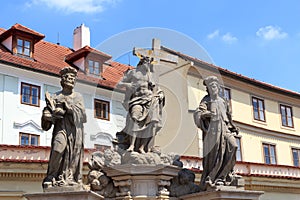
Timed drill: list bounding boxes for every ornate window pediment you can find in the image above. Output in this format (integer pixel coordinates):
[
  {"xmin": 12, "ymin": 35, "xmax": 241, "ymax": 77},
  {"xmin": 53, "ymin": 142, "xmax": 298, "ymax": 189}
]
[{"xmin": 14, "ymin": 120, "xmax": 43, "ymax": 133}]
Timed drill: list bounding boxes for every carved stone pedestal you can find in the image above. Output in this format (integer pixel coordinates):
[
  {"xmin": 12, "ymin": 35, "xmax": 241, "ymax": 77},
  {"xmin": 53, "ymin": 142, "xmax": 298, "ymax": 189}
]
[
  {"xmin": 104, "ymin": 164, "xmax": 180, "ymax": 200},
  {"xmin": 24, "ymin": 190, "xmax": 104, "ymax": 200},
  {"xmin": 178, "ymin": 187, "xmax": 264, "ymax": 200}
]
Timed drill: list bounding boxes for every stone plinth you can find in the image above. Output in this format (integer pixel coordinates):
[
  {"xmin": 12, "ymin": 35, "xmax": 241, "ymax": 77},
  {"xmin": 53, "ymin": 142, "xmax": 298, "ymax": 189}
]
[
  {"xmin": 24, "ymin": 190, "xmax": 104, "ymax": 200},
  {"xmin": 179, "ymin": 187, "xmax": 264, "ymax": 200},
  {"xmin": 103, "ymin": 164, "xmax": 180, "ymax": 199}
]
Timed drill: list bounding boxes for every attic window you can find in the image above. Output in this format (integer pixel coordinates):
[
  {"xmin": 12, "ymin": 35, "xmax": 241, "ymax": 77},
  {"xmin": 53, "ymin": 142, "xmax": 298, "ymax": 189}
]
[
  {"xmin": 13, "ymin": 36, "xmax": 33, "ymax": 58},
  {"xmin": 88, "ymin": 60, "xmax": 101, "ymax": 75},
  {"xmin": 16, "ymin": 38, "xmax": 31, "ymax": 57}
]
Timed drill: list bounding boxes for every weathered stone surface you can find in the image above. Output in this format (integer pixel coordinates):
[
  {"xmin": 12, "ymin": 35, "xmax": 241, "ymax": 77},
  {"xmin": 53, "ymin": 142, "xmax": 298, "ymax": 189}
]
[
  {"xmin": 179, "ymin": 188, "xmax": 263, "ymax": 200},
  {"xmin": 41, "ymin": 67, "xmax": 87, "ymax": 190},
  {"xmin": 103, "ymin": 164, "xmax": 181, "ymax": 199},
  {"xmin": 24, "ymin": 190, "xmax": 104, "ymax": 200},
  {"xmin": 116, "ymin": 56, "xmax": 165, "ymax": 154},
  {"xmin": 169, "ymin": 169, "xmax": 200, "ymax": 197},
  {"xmin": 194, "ymin": 76, "xmax": 241, "ymax": 190}
]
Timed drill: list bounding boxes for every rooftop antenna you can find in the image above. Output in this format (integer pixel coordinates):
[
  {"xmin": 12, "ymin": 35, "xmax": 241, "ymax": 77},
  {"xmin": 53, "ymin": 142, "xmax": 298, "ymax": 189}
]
[{"xmin": 57, "ymin": 32, "xmax": 60, "ymax": 45}]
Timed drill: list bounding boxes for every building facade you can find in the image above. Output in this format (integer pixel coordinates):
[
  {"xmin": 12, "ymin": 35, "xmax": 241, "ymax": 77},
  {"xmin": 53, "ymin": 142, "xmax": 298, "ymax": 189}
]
[
  {"xmin": 0, "ymin": 23, "xmax": 129, "ymax": 150},
  {"xmin": 154, "ymin": 46, "xmax": 300, "ymax": 199},
  {"xmin": 0, "ymin": 23, "xmax": 300, "ymax": 199}
]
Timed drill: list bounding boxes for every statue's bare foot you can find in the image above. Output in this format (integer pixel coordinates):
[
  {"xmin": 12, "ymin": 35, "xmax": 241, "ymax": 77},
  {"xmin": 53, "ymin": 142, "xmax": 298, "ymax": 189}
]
[
  {"xmin": 138, "ymin": 148, "xmax": 146, "ymax": 154},
  {"xmin": 127, "ymin": 146, "xmax": 134, "ymax": 152}
]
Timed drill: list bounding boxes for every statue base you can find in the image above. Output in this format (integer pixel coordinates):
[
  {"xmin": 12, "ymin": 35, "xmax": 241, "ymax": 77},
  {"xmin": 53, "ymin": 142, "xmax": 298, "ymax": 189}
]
[
  {"xmin": 178, "ymin": 186, "xmax": 264, "ymax": 200},
  {"xmin": 24, "ymin": 190, "xmax": 104, "ymax": 200},
  {"xmin": 103, "ymin": 164, "xmax": 181, "ymax": 199}
]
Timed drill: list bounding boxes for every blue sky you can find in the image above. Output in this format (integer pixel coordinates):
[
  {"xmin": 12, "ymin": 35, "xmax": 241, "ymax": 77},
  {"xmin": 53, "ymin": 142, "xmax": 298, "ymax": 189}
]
[{"xmin": 1, "ymin": 0, "xmax": 300, "ymax": 92}]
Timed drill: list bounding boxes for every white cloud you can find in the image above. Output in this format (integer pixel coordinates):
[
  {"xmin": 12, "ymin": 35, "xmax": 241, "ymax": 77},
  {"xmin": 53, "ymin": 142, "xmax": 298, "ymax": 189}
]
[
  {"xmin": 222, "ymin": 32, "xmax": 238, "ymax": 44},
  {"xmin": 26, "ymin": 0, "xmax": 119, "ymax": 14},
  {"xmin": 256, "ymin": 25, "xmax": 288, "ymax": 40},
  {"xmin": 207, "ymin": 30, "xmax": 219, "ymax": 39},
  {"xmin": 207, "ymin": 30, "xmax": 237, "ymax": 44}
]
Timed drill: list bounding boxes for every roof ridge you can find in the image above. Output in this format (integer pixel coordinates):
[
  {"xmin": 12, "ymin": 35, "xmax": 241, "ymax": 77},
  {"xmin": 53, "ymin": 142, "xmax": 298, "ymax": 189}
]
[
  {"xmin": 12, "ymin": 23, "xmax": 44, "ymax": 37},
  {"xmin": 161, "ymin": 46, "xmax": 300, "ymax": 97}
]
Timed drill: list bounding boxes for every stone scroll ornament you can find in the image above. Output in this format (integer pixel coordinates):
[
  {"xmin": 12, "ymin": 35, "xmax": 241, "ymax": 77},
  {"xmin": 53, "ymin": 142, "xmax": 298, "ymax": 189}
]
[
  {"xmin": 194, "ymin": 76, "xmax": 242, "ymax": 191},
  {"xmin": 41, "ymin": 66, "xmax": 87, "ymax": 189}
]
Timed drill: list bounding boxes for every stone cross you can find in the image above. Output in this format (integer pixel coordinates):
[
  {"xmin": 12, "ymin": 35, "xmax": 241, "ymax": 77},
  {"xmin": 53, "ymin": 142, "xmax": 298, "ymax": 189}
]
[{"xmin": 133, "ymin": 38, "xmax": 178, "ymax": 83}]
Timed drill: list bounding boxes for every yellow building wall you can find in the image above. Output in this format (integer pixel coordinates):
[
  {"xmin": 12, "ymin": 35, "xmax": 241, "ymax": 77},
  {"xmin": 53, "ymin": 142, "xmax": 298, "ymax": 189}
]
[
  {"xmin": 184, "ymin": 67, "xmax": 300, "ymax": 165},
  {"xmin": 231, "ymin": 89, "xmax": 252, "ymax": 123},
  {"xmin": 226, "ymin": 77, "xmax": 300, "ymax": 136},
  {"xmin": 226, "ymin": 84, "xmax": 300, "ymax": 165}
]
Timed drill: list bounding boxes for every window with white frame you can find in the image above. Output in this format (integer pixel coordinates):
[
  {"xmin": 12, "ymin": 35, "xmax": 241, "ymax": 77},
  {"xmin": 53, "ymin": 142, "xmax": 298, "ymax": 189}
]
[
  {"xmin": 252, "ymin": 97, "xmax": 265, "ymax": 121},
  {"xmin": 292, "ymin": 148, "xmax": 300, "ymax": 167},
  {"xmin": 88, "ymin": 60, "xmax": 101, "ymax": 75},
  {"xmin": 236, "ymin": 137, "xmax": 242, "ymax": 161},
  {"xmin": 280, "ymin": 104, "xmax": 294, "ymax": 128},
  {"xmin": 21, "ymin": 82, "xmax": 40, "ymax": 106},
  {"xmin": 94, "ymin": 99, "xmax": 110, "ymax": 120},
  {"xmin": 19, "ymin": 132, "xmax": 39, "ymax": 146},
  {"xmin": 263, "ymin": 143, "xmax": 277, "ymax": 164}
]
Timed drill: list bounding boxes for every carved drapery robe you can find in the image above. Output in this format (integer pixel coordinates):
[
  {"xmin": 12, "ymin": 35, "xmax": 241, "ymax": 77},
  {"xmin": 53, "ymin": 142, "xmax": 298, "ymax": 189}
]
[
  {"xmin": 194, "ymin": 95, "xmax": 237, "ymax": 189},
  {"xmin": 42, "ymin": 91, "xmax": 86, "ymax": 184}
]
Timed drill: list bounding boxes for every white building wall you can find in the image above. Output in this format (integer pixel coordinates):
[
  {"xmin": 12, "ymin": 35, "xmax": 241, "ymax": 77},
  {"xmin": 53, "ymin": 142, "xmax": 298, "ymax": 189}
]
[
  {"xmin": 2, "ymin": 36, "xmax": 12, "ymax": 51},
  {"xmin": 73, "ymin": 57, "xmax": 85, "ymax": 71},
  {"xmin": 0, "ymin": 63, "xmax": 127, "ymax": 148},
  {"xmin": 77, "ymin": 83, "xmax": 126, "ymax": 148},
  {"xmin": 2, "ymin": 75, "xmax": 19, "ymax": 144},
  {"xmin": 0, "ymin": 74, "xmax": 4, "ymax": 143}
]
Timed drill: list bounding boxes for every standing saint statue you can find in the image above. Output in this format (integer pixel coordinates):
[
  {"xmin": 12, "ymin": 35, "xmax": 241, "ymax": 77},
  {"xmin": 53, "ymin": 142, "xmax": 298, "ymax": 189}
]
[
  {"xmin": 117, "ymin": 56, "xmax": 165, "ymax": 154},
  {"xmin": 194, "ymin": 76, "xmax": 240, "ymax": 190},
  {"xmin": 41, "ymin": 67, "xmax": 87, "ymax": 188}
]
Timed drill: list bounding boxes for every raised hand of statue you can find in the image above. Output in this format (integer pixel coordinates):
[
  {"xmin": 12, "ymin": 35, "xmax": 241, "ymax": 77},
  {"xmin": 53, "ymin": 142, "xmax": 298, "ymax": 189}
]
[
  {"xmin": 201, "ymin": 111, "xmax": 213, "ymax": 119},
  {"xmin": 52, "ymin": 102, "xmax": 65, "ymax": 119},
  {"xmin": 42, "ymin": 108, "xmax": 53, "ymax": 122},
  {"xmin": 61, "ymin": 100, "xmax": 72, "ymax": 114}
]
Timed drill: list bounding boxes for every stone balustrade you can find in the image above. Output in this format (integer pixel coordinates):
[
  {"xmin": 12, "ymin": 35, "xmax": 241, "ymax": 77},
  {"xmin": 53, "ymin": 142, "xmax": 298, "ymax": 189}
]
[
  {"xmin": 0, "ymin": 144, "xmax": 94, "ymax": 163},
  {"xmin": 180, "ymin": 155, "xmax": 300, "ymax": 179},
  {"xmin": 1, "ymin": 145, "xmax": 300, "ymax": 179}
]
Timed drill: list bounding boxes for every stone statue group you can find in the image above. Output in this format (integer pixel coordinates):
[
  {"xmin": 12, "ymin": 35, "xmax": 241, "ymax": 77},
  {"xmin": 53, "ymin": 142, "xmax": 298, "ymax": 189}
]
[{"xmin": 41, "ymin": 55, "xmax": 241, "ymax": 196}]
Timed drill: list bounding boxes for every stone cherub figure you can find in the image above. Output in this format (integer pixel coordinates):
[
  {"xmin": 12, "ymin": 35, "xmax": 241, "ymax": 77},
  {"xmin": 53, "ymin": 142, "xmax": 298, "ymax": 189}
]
[
  {"xmin": 88, "ymin": 170, "xmax": 118, "ymax": 198},
  {"xmin": 41, "ymin": 66, "xmax": 87, "ymax": 189},
  {"xmin": 116, "ymin": 56, "xmax": 165, "ymax": 153},
  {"xmin": 169, "ymin": 169, "xmax": 200, "ymax": 197},
  {"xmin": 194, "ymin": 76, "xmax": 240, "ymax": 190}
]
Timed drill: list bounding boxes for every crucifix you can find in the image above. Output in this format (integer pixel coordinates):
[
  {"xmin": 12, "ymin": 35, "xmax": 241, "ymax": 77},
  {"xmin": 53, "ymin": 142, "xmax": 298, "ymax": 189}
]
[
  {"xmin": 120, "ymin": 38, "xmax": 179, "ymax": 152},
  {"xmin": 133, "ymin": 38, "xmax": 178, "ymax": 84}
]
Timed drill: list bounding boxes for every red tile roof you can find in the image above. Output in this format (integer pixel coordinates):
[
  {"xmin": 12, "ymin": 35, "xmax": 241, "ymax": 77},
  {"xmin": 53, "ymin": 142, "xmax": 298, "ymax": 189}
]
[
  {"xmin": 1, "ymin": 23, "xmax": 298, "ymax": 98},
  {"xmin": 0, "ymin": 23, "xmax": 45, "ymax": 42},
  {"xmin": 12, "ymin": 23, "xmax": 44, "ymax": 37},
  {"xmin": 0, "ymin": 28, "xmax": 5, "ymax": 34},
  {"xmin": 65, "ymin": 45, "xmax": 112, "ymax": 62},
  {"xmin": 0, "ymin": 24, "xmax": 131, "ymax": 90}
]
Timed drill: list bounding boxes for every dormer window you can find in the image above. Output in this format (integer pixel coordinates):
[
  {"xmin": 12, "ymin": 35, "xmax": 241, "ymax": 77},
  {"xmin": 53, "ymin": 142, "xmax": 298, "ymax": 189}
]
[
  {"xmin": 88, "ymin": 60, "xmax": 100, "ymax": 75},
  {"xmin": 65, "ymin": 45, "xmax": 111, "ymax": 76},
  {"xmin": 16, "ymin": 37, "xmax": 31, "ymax": 57},
  {"xmin": 0, "ymin": 23, "xmax": 44, "ymax": 59}
]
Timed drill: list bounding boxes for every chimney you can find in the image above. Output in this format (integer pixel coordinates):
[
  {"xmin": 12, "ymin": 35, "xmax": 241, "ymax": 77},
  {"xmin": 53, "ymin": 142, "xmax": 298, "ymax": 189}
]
[{"xmin": 73, "ymin": 24, "xmax": 90, "ymax": 51}]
